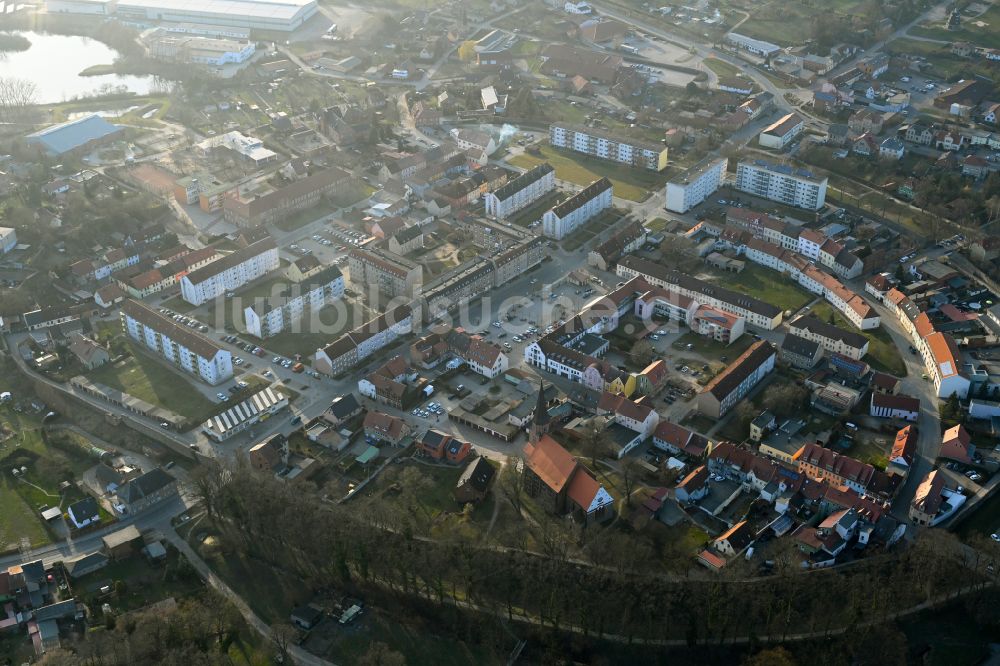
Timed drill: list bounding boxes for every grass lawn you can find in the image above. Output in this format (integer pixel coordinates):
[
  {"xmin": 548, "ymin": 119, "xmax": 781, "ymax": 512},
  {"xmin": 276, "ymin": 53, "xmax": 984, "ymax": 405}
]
[
  {"xmin": 645, "ymin": 217, "xmax": 670, "ymax": 232},
  {"xmin": 273, "ymin": 201, "xmax": 336, "ymax": 232},
  {"xmin": 508, "ymin": 144, "xmax": 665, "ymax": 202},
  {"xmin": 0, "ymin": 407, "xmax": 106, "ymax": 550},
  {"xmin": 708, "ymin": 263, "xmax": 812, "ymax": 313},
  {"xmin": 702, "ymin": 56, "xmax": 743, "ymax": 80},
  {"xmin": 885, "ymin": 38, "xmax": 999, "ymax": 81},
  {"xmin": 508, "ymin": 190, "xmax": 563, "ymax": 228},
  {"xmin": 87, "ymin": 345, "xmax": 215, "ymax": 419},
  {"xmin": 259, "ymin": 302, "xmax": 360, "ymax": 359},
  {"xmin": 672, "ymin": 330, "xmax": 755, "ymax": 364},
  {"xmin": 909, "ymin": 4, "xmax": 1000, "ymax": 47},
  {"xmin": 808, "ymin": 301, "xmax": 908, "ymax": 376},
  {"xmin": 842, "ymin": 436, "xmax": 889, "ymax": 470},
  {"xmin": 680, "ymin": 413, "xmax": 717, "ymax": 436}
]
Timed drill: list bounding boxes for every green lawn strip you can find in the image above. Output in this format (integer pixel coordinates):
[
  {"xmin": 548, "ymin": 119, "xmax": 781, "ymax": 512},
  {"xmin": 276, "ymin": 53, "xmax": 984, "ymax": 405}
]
[
  {"xmin": 808, "ymin": 301, "xmax": 907, "ymax": 376},
  {"xmin": 0, "ymin": 480, "xmax": 51, "ymax": 549},
  {"xmin": 273, "ymin": 201, "xmax": 336, "ymax": 232},
  {"xmin": 672, "ymin": 331, "xmax": 755, "ymax": 366},
  {"xmin": 250, "ymin": 302, "xmax": 359, "ymax": 359},
  {"xmin": 702, "ymin": 56, "xmax": 743, "ymax": 80},
  {"xmin": 707, "ymin": 264, "xmax": 811, "ymax": 313},
  {"xmin": 508, "ymin": 144, "xmax": 660, "ymax": 202},
  {"xmin": 507, "ymin": 190, "xmax": 562, "ymax": 228},
  {"xmin": 86, "ymin": 345, "xmax": 215, "ymax": 419}
]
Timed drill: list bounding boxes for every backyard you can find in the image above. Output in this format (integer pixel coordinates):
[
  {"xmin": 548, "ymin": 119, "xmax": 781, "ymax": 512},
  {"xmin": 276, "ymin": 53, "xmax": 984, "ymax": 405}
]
[
  {"xmin": 507, "ymin": 144, "xmax": 666, "ymax": 202},
  {"xmin": 261, "ymin": 301, "xmax": 362, "ymax": 359},
  {"xmin": 0, "ymin": 407, "xmax": 107, "ymax": 551},
  {"xmin": 708, "ymin": 263, "xmax": 814, "ymax": 313},
  {"xmin": 808, "ymin": 301, "xmax": 907, "ymax": 376},
  {"xmin": 86, "ymin": 345, "xmax": 215, "ymax": 419}
]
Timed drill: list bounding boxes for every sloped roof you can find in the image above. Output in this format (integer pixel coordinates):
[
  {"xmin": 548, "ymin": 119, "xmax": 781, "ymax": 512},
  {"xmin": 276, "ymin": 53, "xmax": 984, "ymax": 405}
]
[{"xmin": 524, "ymin": 434, "xmax": 578, "ymax": 494}]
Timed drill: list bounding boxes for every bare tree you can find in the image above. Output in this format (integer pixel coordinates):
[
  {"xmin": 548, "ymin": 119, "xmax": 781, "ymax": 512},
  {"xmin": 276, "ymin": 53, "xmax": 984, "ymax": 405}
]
[
  {"xmin": 498, "ymin": 457, "xmax": 525, "ymax": 518},
  {"xmin": 0, "ymin": 76, "xmax": 37, "ymax": 121}
]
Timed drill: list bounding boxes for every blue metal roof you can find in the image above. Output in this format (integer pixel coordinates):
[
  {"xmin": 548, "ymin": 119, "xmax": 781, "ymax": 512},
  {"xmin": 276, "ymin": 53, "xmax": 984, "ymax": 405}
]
[{"xmin": 26, "ymin": 114, "xmax": 123, "ymax": 155}]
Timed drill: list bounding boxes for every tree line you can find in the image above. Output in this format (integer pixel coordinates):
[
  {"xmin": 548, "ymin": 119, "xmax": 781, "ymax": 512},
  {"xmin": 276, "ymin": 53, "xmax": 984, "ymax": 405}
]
[{"xmin": 191, "ymin": 462, "xmax": 999, "ymax": 650}]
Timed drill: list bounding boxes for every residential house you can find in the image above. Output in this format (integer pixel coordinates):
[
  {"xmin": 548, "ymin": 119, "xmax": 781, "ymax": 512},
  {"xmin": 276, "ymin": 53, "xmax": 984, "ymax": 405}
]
[
  {"xmin": 939, "ymin": 424, "xmax": 974, "ymax": 463},
  {"xmin": 115, "ymin": 468, "xmax": 178, "ymax": 514},
  {"xmin": 363, "ymin": 411, "xmax": 410, "ymax": 446},
  {"xmin": 869, "ymin": 392, "xmax": 920, "ymax": 421},
  {"xmin": 454, "ymin": 456, "xmax": 495, "ymax": 503}
]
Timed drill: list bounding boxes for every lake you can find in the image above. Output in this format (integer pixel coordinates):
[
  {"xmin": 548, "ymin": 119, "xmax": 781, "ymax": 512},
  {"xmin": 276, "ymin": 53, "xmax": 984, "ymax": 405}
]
[{"xmin": 0, "ymin": 31, "xmax": 166, "ymax": 103}]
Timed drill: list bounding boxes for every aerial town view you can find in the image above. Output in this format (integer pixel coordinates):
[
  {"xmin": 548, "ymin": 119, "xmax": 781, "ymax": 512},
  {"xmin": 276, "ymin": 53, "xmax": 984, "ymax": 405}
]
[{"xmin": 2, "ymin": 0, "xmax": 1000, "ymax": 663}]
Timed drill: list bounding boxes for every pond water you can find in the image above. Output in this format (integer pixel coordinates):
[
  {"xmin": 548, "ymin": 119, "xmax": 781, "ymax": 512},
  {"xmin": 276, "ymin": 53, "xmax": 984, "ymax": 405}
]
[{"xmin": 0, "ymin": 31, "xmax": 166, "ymax": 103}]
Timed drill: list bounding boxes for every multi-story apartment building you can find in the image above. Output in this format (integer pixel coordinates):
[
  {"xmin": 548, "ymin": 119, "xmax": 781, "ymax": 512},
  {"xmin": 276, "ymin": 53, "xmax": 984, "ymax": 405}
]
[
  {"xmin": 697, "ymin": 341, "xmax": 776, "ymax": 418},
  {"xmin": 483, "ymin": 163, "xmax": 555, "ymax": 219},
  {"xmin": 788, "ymin": 314, "xmax": 869, "ymax": 360},
  {"xmin": 491, "ymin": 237, "xmax": 546, "ymax": 286},
  {"xmin": 347, "ymin": 247, "xmax": 422, "ymax": 299},
  {"xmin": 542, "ymin": 177, "xmax": 613, "ymax": 240},
  {"xmin": 0, "ymin": 226, "xmax": 16, "ymax": 254},
  {"xmin": 549, "ymin": 124, "xmax": 669, "ymax": 171},
  {"xmin": 120, "ymin": 299, "xmax": 233, "ymax": 385},
  {"xmin": 314, "ymin": 305, "xmax": 413, "ymax": 376},
  {"xmin": 617, "ymin": 256, "xmax": 783, "ymax": 330},
  {"xmin": 793, "ymin": 442, "xmax": 878, "ymax": 495},
  {"xmin": 692, "ymin": 305, "xmax": 745, "ymax": 344},
  {"xmin": 180, "ymin": 237, "xmax": 279, "ymax": 306},
  {"xmin": 734, "ymin": 160, "xmax": 828, "ymax": 210},
  {"xmin": 665, "ymin": 157, "xmax": 728, "ymax": 213},
  {"xmin": 420, "ymin": 258, "xmax": 495, "ymax": 321},
  {"xmin": 222, "ymin": 166, "xmax": 349, "ymax": 228},
  {"xmin": 243, "ymin": 265, "xmax": 344, "ymax": 338},
  {"xmin": 114, "ymin": 247, "xmax": 221, "ymax": 299},
  {"xmin": 758, "ymin": 113, "xmax": 804, "ymax": 149}
]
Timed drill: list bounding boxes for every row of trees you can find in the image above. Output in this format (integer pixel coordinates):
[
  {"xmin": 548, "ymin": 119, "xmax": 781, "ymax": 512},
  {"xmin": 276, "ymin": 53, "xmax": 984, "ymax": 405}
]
[{"xmin": 191, "ymin": 462, "xmax": 998, "ymax": 650}]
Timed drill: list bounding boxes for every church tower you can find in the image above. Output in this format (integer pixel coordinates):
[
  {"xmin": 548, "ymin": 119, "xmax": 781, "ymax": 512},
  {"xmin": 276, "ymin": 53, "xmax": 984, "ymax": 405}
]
[{"xmin": 529, "ymin": 380, "xmax": 552, "ymax": 444}]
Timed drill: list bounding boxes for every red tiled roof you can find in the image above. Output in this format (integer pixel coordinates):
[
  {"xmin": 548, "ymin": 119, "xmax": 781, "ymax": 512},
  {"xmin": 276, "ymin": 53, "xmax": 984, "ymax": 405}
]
[{"xmin": 524, "ymin": 435, "xmax": 578, "ymax": 494}]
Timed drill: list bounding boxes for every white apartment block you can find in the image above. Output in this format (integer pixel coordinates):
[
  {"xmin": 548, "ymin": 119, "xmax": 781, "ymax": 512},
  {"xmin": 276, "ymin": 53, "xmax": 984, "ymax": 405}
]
[
  {"xmin": 180, "ymin": 238, "xmax": 280, "ymax": 306},
  {"xmin": 483, "ymin": 163, "xmax": 555, "ymax": 219},
  {"xmin": 549, "ymin": 124, "xmax": 669, "ymax": 171},
  {"xmin": 665, "ymin": 157, "xmax": 728, "ymax": 213},
  {"xmin": 0, "ymin": 227, "xmax": 17, "ymax": 254},
  {"xmin": 542, "ymin": 177, "xmax": 612, "ymax": 240},
  {"xmin": 243, "ymin": 266, "xmax": 344, "ymax": 338},
  {"xmin": 121, "ymin": 299, "xmax": 233, "ymax": 385},
  {"xmin": 735, "ymin": 160, "xmax": 828, "ymax": 210}
]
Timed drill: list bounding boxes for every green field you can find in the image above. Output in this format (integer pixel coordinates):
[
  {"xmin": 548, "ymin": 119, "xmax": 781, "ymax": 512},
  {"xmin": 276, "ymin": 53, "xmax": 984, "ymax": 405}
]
[
  {"xmin": 885, "ymin": 37, "xmax": 999, "ymax": 82},
  {"xmin": 808, "ymin": 301, "xmax": 908, "ymax": 376},
  {"xmin": 0, "ymin": 408, "xmax": 107, "ymax": 551},
  {"xmin": 703, "ymin": 56, "xmax": 744, "ymax": 80},
  {"xmin": 909, "ymin": 4, "xmax": 1000, "ymax": 46},
  {"xmin": 508, "ymin": 144, "xmax": 665, "ymax": 202},
  {"xmin": 673, "ymin": 330, "xmax": 756, "ymax": 364},
  {"xmin": 709, "ymin": 263, "xmax": 813, "ymax": 313},
  {"xmin": 262, "ymin": 302, "xmax": 361, "ymax": 360},
  {"xmin": 87, "ymin": 346, "xmax": 215, "ymax": 419},
  {"xmin": 273, "ymin": 201, "xmax": 336, "ymax": 232}
]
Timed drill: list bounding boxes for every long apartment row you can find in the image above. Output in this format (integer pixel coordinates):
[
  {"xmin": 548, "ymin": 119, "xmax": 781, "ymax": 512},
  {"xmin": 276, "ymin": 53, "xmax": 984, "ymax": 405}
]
[
  {"xmin": 664, "ymin": 158, "xmax": 828, "ymax": 213},
  {"xmin": 315, "ymin": 235, "xmax": 547, "ymax": 376}
]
